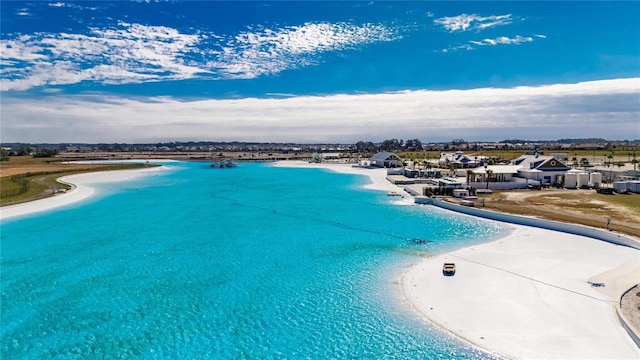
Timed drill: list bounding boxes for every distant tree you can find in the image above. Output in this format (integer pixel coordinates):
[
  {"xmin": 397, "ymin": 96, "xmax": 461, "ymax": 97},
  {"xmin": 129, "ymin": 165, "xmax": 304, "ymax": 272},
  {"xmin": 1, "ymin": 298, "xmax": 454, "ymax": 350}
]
[
  {"xmin": 501, "ymin": 139, "xmax": 529, "ymax": 144},
  {"xmin": 379, "ymin": 139, "xmax": 401, "ymax": 152},
  {"xmin": 33, "ymin": 148, "xmax": 58, "ymax": 158},
  {"xmin": 0, "ymin": 148, "xmax": 9, "ymax": 162},
  {"xmin": 355, "ymin": 141, "xmax": 377, "ymax": 154},
  {"xmin": 17, "ymin": 146, "xmax": 33, "ymax": 156},
  {"xmin": 404, "ymin": 139, "xmax": 423, "ymax": 151}
]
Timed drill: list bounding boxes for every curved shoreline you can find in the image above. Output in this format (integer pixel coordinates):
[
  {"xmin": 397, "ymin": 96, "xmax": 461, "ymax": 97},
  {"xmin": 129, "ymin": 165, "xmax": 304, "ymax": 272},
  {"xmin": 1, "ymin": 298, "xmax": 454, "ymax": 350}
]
[
  {"xmin": 402, "ymin": 225, "xmax": 639, "ymax": 359},
  {"xmin": 0, "ymin": 165, "xmax": 167, "ymax": 221},
  {"xmin": 3, "ymin": 160, "xmax": 638, "ymax": 358},
  {"xmin": 274, "ymin": 161, "xmax": 640, "ymax": 359}
]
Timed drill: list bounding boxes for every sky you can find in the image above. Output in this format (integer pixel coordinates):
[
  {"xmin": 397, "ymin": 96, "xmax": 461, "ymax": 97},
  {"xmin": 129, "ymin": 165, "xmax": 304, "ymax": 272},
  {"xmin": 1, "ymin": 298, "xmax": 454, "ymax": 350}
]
[{"xmin": 1, "ymin": 1, "xmax": 639, "ymax": 144}]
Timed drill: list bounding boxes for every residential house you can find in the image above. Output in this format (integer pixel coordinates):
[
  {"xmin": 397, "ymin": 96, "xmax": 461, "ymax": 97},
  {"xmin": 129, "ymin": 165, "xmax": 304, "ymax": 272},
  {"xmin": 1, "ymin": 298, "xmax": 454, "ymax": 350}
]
[
  {"xmin": 471, "ymin": 165, "xmax": 520, "ymax": 183},
  {"xmin": 369, "ymin": 152, "xmax": 403, "ymax": 168},
  {"xmin": 511, "ymin": 154, "xmax": 571, "ymax": 186},
  {"xmin": 438, "ymin": 152, "xmax": 484, "ymax": 168}
]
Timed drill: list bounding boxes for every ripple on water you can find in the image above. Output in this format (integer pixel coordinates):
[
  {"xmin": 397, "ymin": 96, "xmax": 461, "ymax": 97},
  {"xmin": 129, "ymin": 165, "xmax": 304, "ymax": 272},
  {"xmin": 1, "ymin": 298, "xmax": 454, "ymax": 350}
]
[{"xmin": 1, "ymin": 162, "xmax": 507, "ymax": 359}]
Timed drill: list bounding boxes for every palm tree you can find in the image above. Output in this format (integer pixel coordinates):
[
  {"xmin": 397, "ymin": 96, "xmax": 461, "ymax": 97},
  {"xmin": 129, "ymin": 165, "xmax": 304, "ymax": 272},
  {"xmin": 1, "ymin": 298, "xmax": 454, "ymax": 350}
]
[
  {"xmin": 423, "ymin": 160, "xmax": 433, "ymax": 177},
  {"xmin": 486, "ymin": 169, "xmax": 493, "ymax": 189}
]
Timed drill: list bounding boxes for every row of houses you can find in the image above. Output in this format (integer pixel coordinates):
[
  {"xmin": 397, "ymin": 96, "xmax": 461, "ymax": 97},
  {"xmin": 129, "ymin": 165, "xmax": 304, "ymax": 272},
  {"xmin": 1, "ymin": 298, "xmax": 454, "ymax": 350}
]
[{"xmin": 362, "ymin": 151, "xmax": 640, "ymax": 192}]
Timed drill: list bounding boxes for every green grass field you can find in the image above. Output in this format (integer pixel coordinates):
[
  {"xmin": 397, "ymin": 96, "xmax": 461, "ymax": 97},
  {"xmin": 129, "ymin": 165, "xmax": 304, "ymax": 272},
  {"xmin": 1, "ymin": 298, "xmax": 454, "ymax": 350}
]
[{"xmin": 0, "ymin": 156, "xmax": 155, "ymax": 205}]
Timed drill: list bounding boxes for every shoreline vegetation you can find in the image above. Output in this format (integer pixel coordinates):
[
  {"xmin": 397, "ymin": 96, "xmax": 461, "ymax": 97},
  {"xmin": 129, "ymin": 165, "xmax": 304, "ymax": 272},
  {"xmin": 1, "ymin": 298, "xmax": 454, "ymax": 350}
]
[
  {"xmin": 1, "ymin": 155, "xmax": 639, "ymax": 358},
  {"xmin": 0, "ymin": 157, "xmax": 159, "ymax": 206}
]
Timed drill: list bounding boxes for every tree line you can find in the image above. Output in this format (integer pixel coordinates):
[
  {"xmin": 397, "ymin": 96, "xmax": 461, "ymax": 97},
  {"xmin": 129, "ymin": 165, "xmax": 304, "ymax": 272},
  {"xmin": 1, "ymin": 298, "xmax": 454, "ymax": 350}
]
[
  {"xmin": 1, "ymin": 146, "xmax": 58, "ymax": 160},
  {"xmin": 354, "ymin": 138, "xmax": 424, "ymax": 153}
]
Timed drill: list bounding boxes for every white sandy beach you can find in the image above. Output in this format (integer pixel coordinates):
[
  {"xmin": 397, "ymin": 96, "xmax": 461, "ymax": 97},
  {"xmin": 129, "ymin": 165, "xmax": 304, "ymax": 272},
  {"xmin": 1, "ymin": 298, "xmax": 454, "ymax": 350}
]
[
  {"xmin": 274, "ymin": 161, "xmax": 640, "ymax": 359},
  {"xmin": 271, "ymin": 161, "xmax": 413, "ymax": 201},
  {"xmin": 0, "ymin": 166, "xmax": 167, "ymax": 221},
  {"xmin": 404, "ymin": 226, "xmax": 640, "ymax": 359}
]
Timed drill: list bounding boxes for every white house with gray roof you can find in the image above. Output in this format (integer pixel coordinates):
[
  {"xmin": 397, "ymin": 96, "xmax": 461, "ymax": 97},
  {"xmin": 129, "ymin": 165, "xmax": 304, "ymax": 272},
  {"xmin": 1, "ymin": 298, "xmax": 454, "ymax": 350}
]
[
  {"xmin": 369, "ymin": 152, "xmax": 403, "ymax": 168},
  {"xmin": 438, "ymin": 152, "xmax": 485, "ymax": 168},
  {"xmin": 511, "ymin": 154, "xmax": 571, "ymax": 186}
]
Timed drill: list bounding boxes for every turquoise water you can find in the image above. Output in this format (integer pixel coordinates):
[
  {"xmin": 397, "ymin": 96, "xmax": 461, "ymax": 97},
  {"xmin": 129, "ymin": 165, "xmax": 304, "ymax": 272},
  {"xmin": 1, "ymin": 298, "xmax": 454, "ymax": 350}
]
[{"xmin": 1, "ymin": 162, "xmax": 508, "ymax": 359}]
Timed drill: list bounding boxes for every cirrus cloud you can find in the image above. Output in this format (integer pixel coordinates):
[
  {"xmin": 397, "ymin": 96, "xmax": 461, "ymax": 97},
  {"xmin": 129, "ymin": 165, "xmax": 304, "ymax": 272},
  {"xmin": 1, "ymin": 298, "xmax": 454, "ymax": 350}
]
[
  {"xmin": 434, "ymin": 14, "xmax": 513, "ymax": 32},
  {"xmin": 1, "ymin": 21, "xmax": 399, "ymax": 91},
  {"xmin": 470, "ymin": 35, "xmax": 534, "ymax": 46},
  {"xmin": 442, "ymin": 34, "xmax": 541, "ymax": 53},
  {"xmin": 207, "ymin": 22, "xmax": 399, "ymax": 79}
]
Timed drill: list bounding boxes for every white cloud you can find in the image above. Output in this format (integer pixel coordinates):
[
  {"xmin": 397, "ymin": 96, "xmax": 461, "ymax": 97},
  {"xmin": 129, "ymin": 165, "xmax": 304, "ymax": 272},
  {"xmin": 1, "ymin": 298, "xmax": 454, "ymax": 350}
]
[
  {"xmin": 1, "ymin": 22, "xmax": 206, "ymax": 90},
  {"xmin": 1, "ymin": 21, "xmax": 399, "ymax": 90},
  {"xmin": 209, "ymin": 22, "xmax": 398, "ymax": 79},
  {"xmin": 48, "ymin": 2, "xmax": 98, "ymax": 11},
  {"xmin": 441, "ymin": 43, "xmax": 475, "ymax": 53},
  {"xmin": 1, "ymin": 78, "xmax": 637, "ymax": 143},
  {"xmin": 434, "ymin": 14, "xmax": 512, "ymax": 32},
  {"xmin": 446, "ymin": 35, "xmax": 537, "ymax": 52},
  {"xmin": 472, "ymin": 35, "xmax": 534, "ymax": 46}
]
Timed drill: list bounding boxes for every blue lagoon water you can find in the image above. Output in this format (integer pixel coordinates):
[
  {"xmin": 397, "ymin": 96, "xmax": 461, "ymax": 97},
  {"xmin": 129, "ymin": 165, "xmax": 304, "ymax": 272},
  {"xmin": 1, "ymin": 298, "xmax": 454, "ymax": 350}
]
[{"xmin": 1, "ymin": 162, "xmax": 508, "ymax": 359}]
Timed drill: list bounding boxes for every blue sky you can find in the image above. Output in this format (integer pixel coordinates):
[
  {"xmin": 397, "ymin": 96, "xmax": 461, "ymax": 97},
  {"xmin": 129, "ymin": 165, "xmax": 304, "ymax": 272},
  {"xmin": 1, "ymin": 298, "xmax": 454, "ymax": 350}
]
[{"xmin": 1, "ymin": 1, "xmax": 639, "ymax": 143}]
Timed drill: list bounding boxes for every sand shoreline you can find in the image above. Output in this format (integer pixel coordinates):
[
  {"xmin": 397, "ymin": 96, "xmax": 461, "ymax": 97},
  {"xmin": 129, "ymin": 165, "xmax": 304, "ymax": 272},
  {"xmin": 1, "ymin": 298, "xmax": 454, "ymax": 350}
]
[
  {"xmin": 273, "ymin": 161, "xmax": 640, "ymax": 359},
  {"xmin": 3, "ymin": 160, "xmax": 638, "ymax": 358},
  {"xmin": 0, "ymin": 165, "xmax": 167, "ymax": 221}
]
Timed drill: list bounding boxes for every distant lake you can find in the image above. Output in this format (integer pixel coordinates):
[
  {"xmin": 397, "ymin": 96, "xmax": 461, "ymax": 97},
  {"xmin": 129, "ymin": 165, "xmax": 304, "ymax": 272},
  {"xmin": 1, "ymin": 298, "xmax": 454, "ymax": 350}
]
[{"xmin": 1, "ymin": 161, "xmax": 507, "ymax": 359}]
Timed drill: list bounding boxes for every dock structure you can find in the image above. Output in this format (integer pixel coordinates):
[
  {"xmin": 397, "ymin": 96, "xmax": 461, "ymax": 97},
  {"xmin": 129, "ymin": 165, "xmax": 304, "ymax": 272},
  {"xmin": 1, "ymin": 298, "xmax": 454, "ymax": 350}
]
[{"xmin": 210, "ymin": 159, "xmax": 237, "ymax": 168}]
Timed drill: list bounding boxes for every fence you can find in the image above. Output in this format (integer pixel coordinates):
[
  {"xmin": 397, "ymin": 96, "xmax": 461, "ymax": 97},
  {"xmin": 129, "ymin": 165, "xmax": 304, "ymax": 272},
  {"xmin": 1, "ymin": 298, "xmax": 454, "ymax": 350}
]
[
  {"xmin": 1, "ymin": 175, "xmax": 30, "ymax": 198},
  {"xmin": 468, "ymin": 178, "xmax": 539, "ymax": 190}
]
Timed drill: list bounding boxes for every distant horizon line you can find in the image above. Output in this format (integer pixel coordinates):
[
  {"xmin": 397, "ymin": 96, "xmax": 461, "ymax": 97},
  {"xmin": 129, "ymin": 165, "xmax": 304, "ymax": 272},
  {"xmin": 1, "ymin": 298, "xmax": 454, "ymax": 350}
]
[{"xmin": 2, "ymin": 138, "xmax": 639, "ymax": 147}]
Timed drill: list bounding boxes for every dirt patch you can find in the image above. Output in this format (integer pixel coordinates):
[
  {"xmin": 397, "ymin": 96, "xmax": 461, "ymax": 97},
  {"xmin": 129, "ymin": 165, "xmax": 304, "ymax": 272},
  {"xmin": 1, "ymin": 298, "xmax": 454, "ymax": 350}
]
[
  {"xmin": 620, "ymin": 286, "xmax": 640, "ymax": 335},
  {"xmin": 0, "ymin": 163, "xmax": 107, "ymax": 178},
  {"xmin": 484, "ymin": 189, "xmax": 640, "ymax": 240}
]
